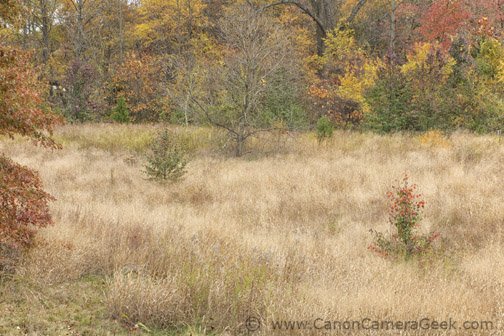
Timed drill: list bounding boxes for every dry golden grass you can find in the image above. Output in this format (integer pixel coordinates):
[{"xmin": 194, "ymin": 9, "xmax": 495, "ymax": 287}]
[{"xmin": 1, "ymin": 124, "xmax": 504, "ymax": 335}]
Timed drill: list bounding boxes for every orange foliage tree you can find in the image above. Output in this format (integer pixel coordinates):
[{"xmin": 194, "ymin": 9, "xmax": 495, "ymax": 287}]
[
  {"xmin": 418, "ymin": 0, "xmax": 470, "ymax": 50},
  {"xmin": 111, "ymin": 53, "xmax": 169, "ymax": 122},
  {"xmin": 0, "ymin": 44, "xmax": 61, "ymax": 251},
  {"xmin": 308, "ymin": 28, "xmax": 380, "ymax": 126}
]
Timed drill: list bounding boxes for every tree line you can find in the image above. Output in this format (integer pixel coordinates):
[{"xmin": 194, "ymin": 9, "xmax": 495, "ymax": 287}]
[{"xmin": 1, "ymin": 0, "xmax": 503, "ymax": 154}]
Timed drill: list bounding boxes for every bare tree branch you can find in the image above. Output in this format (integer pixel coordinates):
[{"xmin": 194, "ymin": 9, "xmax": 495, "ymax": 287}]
[
  {"xmin": 65, "ymin": 0, "xmax": 78, "ymax": 12},
  {"xmin": 258, "ymin": 0, "xmax": 326, "ymax": 36},
  {"xmin": 346, "ymin": 0, "xmax": 367, "ymax": 23},
  {"xmin": 257, "ymin": 0, "xmax": 369, "ymax": 33},
  {"xmin": 191, "ymin": 96, "xmax": 240, "ymax": 137}
]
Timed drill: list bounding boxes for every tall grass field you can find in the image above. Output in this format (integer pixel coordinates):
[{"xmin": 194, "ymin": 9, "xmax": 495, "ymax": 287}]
[{"xmin": 1, "ymin": 124, "xmax": 503, "ymax": 335}]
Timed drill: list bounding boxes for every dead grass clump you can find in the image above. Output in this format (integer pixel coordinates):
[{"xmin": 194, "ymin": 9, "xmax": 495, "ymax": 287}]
[
  {"xmin": 417, "ymin": 130, "xmax": 452, "ymax": 148},
  {"xmin": 106, "ymin": 229, "xmax": 279, "ymax": 334},
  {"xmin": 107, "ymin": 273, "xmax": 186, "ymax": 329}
]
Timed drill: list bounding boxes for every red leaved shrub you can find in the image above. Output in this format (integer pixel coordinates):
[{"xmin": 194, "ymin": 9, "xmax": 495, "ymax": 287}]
[
  {"xmin": 0, "ymin": 155, "xmax": 54, "ymax": 249},
  {"xmin": 370, "ymin": 174, "xmax": 440, "ymax": 259},
  {"xmin": 0, "ymin": 40, "xmax": 61, "ymax": 268}
]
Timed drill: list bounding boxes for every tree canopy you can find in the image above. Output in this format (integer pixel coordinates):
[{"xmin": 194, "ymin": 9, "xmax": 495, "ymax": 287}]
[{"xmin": 0, "ymin": 0, "xmax": 503, "ymax": 136}]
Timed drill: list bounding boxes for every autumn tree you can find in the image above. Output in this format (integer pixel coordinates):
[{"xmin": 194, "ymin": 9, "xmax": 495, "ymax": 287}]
[
  {"xmin": 111, "ymin": 52, "xmax": 169, "ymax": 122},
  {"xmin": 2, "ymin": 0, "xmax": 502, "ymax": 132},
  {"xmin": 364, "ymin": 65, "xmax": 412, "ymax": 132},
  {"xmin": 18, "ymin": 0, "xmax": 60, "ymax": 66},
  {"xmin": 308, "ymin": 28, "xmax": 381, "ymax": 126},
  {"xmin": 193, "ymin": 5, "xmax": 298, "ymax": 156},
  {"xmin": 258, "ymin": 0, "xmax": 369, "ymax": 56},
  {"xmin": 364, "ymin": 44, "xmax": 431, "ymax": 132},
  {"xmin": 366, "ymin": 42, "xmax": 456, "ymax": 131},
  {"xmin": 59, "ymin": 0, "xmax": 107, "ymax": 61},
  {"xmin": 48, "ymin": 0, "xmax": 134, "ymax": 121},
  {"xmin": 170, "ymin": 54, "xmax": 207, "ymax": 125},
  {"xmin": 418, "ymin": 0, "xmax": 470, "ymax": 50},
  {"xmin": 449, "ymin": 36, "xmax": 504, "ymax": 132},
  {"xmin": 466, "ymin": 0, "xmax": 503, "ymax": 38},
  {"xmin": 0, "ymin": 8, "xmax": 61, "ymax": 262},
  {"xmin": 132, "ymin": 0, "xmax": 208, "ymax": 55},
  {"xmin": 168, "ymin": 28, "xmax": 222, "ymax": 125},
  {"xmin": 0, "ymin": 0, "xmax": 20, "ymax": 28}
]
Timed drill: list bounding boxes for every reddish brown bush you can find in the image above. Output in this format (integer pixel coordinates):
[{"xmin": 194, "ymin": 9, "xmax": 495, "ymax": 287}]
[
  {"xmin": 370, "ymin": 174, "xmax": 440, "ymax": 259},
  {"xmin": 0, "ymin": 156, "xmax": 54, "ymax": 249},
  {"xmin": 0, "ymin": 40, "xmax": 61, "ymax": 257},
  {"xmin": 0, "ymin": 45, "xmax": 61, "ymax": 148}
]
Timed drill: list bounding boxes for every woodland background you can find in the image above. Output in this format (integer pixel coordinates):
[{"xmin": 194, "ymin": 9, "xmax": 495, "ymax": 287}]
[{"xmin": 1, "ymin": 0, "xmax": 503, "ymax": 135}]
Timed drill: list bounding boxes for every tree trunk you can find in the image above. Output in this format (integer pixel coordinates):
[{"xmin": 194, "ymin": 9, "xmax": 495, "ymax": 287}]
[
  {"xmin": 75, "ymin": 0, "xmax": 85, "ymax": 60},
  {"xmin": 315, "ymin": 25, "xmax": 325, "ymax": 56},
  {"xmin": 118, "ymin": 0, "xmax": 124, "ymax": 62},
  {"xmin": 235, "ymin": 134, "xmax": 244, "ymax": 157},
  {"xmin": 183, "ymin": 91, "xmax": 190, "ymax": 126},
  {"xmin": 40, "ymin": 0, "xmax": 50, "ymax": 65},
  {"xmin": 309, "ymin": 0, "xmax": 328, "ymax": 56},
  {"xmin": 388, "ymin": 0, "xmax": 397, "ymax": 64}
]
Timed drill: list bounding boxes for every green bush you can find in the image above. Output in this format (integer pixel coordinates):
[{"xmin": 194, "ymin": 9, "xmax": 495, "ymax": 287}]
[
  {"xmin": 144, "ymin": 129, "xmax": 187, "ymax": 182},
  {"xmin": 364, "ymin": 67, "xmax": 414, "ymax": 132},
  {"xmin": 111, "ymin": 97, "xmax": 131, "ymax": 124},
  {"xmin": 262, "ymin": 69, "xmax": 308, "ymax": 130},
  {"xmin": 365, "ymin": 40, "xmax": 504, "ymax": 134},
  {"xmin": 316, "ymin": 116, "xmax": 334, "ymax": 142},
  {"xmin": 474, "ymin": 37, "xmax": 504, "ymax": 79}
]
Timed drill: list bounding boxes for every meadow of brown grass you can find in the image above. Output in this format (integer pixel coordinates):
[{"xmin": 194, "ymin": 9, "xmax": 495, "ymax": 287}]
[{"xmin": 1, "ymin": 125, "xmax": 503, "ymax": 335}]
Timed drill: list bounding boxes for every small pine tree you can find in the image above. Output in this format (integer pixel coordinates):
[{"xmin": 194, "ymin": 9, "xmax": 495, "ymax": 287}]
[
  {"xmin": 144, "ymin": 129, "xmax": 187, "ymax": 182},
  {"xmin": 111, "ymin": 97, "xmax": 131, "ymax": 123},
  {"xmin": 316, "ymin": 116, "xmax": 334, "ymax": 143}
]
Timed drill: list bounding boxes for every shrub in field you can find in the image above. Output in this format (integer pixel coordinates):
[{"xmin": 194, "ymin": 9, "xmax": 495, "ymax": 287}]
[
  {"xmin": 144, "ymin": 129, "xmax": 187, "ymax": 182},
  {"xmin": 110, "ymin": 97, "xmax": 131, "ymax": 124},
  {"xmin": 0, "ymin": 156, "xmax": 55, "ymax": 274},
  {"xmin": 370, "ymin": 175, "xmax": 439, "ymax": 258},
  {"xmin": 316, "ymin": 116, "xmax": 334, "ymax": 143},
  {"xmin": 0, "ymin": 46, "xmax": 61, "ymax": 147},
  {"xmin": 0, "ymin": 156, "xmax": 54, "ymax": 249}
]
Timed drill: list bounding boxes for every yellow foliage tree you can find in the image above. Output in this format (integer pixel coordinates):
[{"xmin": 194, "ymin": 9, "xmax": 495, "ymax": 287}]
[
  {"xmin": 133, "ymin": 0, "xmax": 207, "ymax": 53},
  {"xmin": 308, "ymin": 28, "xmax": 381, "ymax": 124},
  {"xmin": 401, "ymin": 42, "xmax": 455, "ymax": 81}
]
